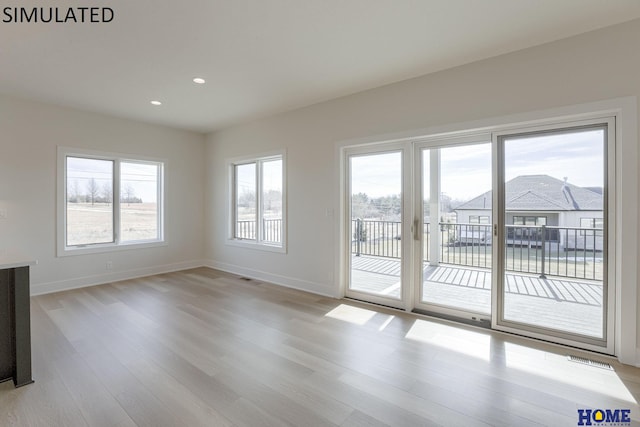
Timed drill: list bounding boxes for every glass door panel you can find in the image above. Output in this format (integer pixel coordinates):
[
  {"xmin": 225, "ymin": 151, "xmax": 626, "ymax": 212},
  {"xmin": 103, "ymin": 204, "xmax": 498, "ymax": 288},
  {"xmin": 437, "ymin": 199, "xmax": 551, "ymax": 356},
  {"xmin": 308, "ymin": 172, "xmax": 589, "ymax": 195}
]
[
  {"xmin": 418, "ymin": 142, "xmax": 492, "ymax": 316},
  {"xmin": 348, "ymin": 151, "xmax": 403, "ymax": 302},
  {"xmin": 500, "ymin": 126, "xmax": 607, "ymax": 342}
]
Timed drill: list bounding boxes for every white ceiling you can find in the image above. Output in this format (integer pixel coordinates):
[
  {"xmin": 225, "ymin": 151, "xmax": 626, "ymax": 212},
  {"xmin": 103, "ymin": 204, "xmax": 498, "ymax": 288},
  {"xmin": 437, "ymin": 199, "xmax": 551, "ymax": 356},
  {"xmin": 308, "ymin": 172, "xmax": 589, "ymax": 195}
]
[{"xmin": 2, "ymin": 1, "xmax": 640, "ymax": 133}]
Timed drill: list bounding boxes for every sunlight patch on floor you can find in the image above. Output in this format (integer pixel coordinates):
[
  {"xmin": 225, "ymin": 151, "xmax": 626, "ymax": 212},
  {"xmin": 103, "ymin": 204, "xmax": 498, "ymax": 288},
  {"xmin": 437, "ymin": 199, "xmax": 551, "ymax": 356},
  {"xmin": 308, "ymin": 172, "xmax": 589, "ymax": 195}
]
[
  {"xmin": 325, "ymin": 304, "xmax": 377, "ymax": 325},
  {"xmin": 503, "ymin": 343, "xmax": 637, "ymax": 404},
  {"xmin": 405, "ymin": 319, "xmax": 492, "ymax": 361},
  {"xmin": 378, "ymin": 315, "xmax": 395, "ymax": 331}
]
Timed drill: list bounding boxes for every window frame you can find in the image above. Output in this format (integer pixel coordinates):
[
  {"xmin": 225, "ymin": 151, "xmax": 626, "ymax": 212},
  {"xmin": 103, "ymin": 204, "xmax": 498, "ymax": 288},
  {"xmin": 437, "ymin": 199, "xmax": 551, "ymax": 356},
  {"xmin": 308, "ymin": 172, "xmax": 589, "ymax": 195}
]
[
  {"xmin": 513, "ymin": 215, "xmax": 547, "ymax": 226},
  {"xmin": 57, "ymin": 147, "xmax": 166, "ymax": 256},
  {"xmin": 227, "ymin": 150, "xmax": 287, "ymax": 253}
]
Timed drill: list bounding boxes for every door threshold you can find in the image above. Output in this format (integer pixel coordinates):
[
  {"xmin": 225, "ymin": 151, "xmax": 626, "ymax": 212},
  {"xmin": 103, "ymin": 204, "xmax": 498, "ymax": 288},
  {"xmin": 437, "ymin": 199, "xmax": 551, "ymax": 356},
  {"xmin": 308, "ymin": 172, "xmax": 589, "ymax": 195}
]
[
  {"xmin": 411, "ymin": 308, "xmax": 491, "ymax": 329},
  {"xmin": 342, "ymin": 296, "xmax": 617, "ymax": 362}
]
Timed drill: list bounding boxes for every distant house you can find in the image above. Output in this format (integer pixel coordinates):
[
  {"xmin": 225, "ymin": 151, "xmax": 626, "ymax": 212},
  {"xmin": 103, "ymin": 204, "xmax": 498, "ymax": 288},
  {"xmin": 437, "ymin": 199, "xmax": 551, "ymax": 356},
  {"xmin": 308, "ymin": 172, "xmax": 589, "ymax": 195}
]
[{"xmin": 454, "ymin": 175, "xmax": 604, "ymax": 251}]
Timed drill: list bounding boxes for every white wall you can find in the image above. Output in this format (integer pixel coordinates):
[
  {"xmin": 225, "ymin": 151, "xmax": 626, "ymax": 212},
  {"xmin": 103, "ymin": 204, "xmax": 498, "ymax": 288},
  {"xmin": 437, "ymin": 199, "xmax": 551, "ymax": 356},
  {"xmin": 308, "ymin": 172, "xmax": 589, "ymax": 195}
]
[
  {"xmin": 0, "ymin": 94, "xmax": 206, "ymax": 294},
  {"xmin": 205, "ymin": 19, "xmax": 640, "ymax": 361}
]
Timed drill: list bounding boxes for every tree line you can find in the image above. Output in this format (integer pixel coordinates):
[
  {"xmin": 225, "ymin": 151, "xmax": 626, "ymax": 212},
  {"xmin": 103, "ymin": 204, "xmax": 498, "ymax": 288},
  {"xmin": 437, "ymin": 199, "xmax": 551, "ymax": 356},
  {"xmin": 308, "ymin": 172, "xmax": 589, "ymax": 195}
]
[
  {"xmin": 351, "ymin": 192, "xmax": 466, "ymax": 221},
  {"xmin": 67, "ymin": 179, "xmax": 142, "ymax": 205},
  {"xmin": 351, "ymin": 193, "xmax": 401, "ymax": 220},
  {"xmin": 238, "ymin": 190, "xmax": 282, "ymax": 211}
]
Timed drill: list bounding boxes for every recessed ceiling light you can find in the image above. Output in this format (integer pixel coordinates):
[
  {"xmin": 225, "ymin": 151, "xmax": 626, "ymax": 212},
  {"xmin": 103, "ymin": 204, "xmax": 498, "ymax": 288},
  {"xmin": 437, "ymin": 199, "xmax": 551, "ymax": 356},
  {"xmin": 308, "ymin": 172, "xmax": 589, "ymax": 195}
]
[
  {"xmin": 193, "ymin": 77, "xmax": 205, "ymax": 84},
  {"xmin": 150, "ymin": 100, "xmax": 162, "ymax": 106}
]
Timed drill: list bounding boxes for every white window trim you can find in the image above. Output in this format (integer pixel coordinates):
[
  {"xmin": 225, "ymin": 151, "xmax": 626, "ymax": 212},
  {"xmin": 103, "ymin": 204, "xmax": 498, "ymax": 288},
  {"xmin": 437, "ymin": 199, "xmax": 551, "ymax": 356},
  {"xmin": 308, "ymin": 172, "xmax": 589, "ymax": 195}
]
[
  {"xmin": 226, "ymin": 150, "xmax": 287, "ymax": 253},
  {"xmin": 56, "ymin": 146, "xmax": 166, "ymax": 257}
]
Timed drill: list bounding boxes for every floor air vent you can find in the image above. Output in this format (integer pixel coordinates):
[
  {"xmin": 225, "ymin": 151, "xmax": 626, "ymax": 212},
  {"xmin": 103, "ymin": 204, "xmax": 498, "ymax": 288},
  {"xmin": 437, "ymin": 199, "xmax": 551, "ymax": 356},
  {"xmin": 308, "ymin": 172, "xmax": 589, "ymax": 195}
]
[{"xmin": 567, "ymin": 355, "xmax": 613, "ymax": 370}]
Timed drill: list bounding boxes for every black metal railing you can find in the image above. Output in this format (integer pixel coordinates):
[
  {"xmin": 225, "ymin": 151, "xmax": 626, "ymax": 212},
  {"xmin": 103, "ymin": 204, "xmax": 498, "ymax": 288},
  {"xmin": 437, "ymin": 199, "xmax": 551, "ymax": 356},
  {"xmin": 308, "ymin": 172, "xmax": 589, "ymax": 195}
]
[
  {"xmin": 439, "ymin": 223, "xmax": 492, "ymax": 269},
  {"xmin": 351, "ymin": 219, "xmax": 432, "ymax": 260},
  {"xmin": 236, "ymin": 219, "xmax": 282, "ymax": 243},
  {"xmin": 352, "ymin": 219, "xmax": 403, "ymax": 258},
  {"xmin": 351, "ymin": 220, "xmax": 603, "ymax": 281},
  {"xmin": 505, "ymin": 225, "xmax": 603, "ymax": 280}
]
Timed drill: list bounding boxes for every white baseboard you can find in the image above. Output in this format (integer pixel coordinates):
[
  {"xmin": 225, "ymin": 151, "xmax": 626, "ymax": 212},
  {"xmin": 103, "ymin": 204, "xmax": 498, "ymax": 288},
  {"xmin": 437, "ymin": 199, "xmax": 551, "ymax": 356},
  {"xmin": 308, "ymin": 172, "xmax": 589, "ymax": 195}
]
[
  {"xmin": 31, "ymin": 259, "xmax": 206, "ymax": 296},
  {"xmin": 204, "ymin": 259, "xmax": 338, "ymax": 298}
]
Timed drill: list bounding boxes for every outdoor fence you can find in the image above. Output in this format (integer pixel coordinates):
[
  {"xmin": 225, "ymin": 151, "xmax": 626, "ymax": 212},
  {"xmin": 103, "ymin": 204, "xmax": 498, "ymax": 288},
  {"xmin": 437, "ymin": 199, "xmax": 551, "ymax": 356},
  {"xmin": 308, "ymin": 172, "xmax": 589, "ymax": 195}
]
[
  {"xmin": 505, "ymin": 225, "xmax": 603, "ymax": 280},
  {"xmin": 352, "ymin": 219, "xmax": 603, "ymax": 281},
  {"xmin": 236, "ymin": 219, "xmax": 283, "ymax": 243},
  {"xmin": 438, "ymin": 223, "xmax": 492, "ymax": 269},
  {"xmin": 352, "ymin": 219, "xmax": 403, "ymax": 258}
]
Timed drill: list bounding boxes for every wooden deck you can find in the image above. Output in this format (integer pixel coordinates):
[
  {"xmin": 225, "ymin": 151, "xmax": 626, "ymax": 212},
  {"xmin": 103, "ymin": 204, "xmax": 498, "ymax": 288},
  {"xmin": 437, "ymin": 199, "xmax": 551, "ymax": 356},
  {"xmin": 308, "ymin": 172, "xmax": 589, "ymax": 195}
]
[{"xmin": 350, "ymin": 255, "xmax": 603, "ymax": 338}]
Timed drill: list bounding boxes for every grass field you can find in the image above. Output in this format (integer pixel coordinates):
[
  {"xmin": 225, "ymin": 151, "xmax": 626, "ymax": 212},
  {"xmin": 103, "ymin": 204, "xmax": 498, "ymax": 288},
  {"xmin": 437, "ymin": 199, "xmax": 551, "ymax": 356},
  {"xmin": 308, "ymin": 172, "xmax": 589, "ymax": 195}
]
[{"xmin": 67, "ymin": 202, "xmax": 158, "ymax": 246}]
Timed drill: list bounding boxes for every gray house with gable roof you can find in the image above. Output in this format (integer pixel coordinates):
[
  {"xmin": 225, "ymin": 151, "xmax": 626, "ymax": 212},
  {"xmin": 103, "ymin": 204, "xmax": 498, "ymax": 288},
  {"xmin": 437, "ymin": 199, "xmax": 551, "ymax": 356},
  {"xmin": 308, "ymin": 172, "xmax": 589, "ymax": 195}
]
[{"xmin": 454, "ymin": 175, "xmax": 604, "ymax": 251}]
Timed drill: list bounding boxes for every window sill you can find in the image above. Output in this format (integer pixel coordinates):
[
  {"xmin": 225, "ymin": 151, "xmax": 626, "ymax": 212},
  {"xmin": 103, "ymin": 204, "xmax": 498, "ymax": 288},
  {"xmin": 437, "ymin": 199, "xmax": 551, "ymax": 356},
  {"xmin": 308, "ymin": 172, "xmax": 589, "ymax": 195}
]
[
  {"xmin": 226, "ymin": 239, "xmax": 287, "ymax": 254},
  {"xmin": 57, "ymin": 240, "xmax": 167, "ymax": 257}
]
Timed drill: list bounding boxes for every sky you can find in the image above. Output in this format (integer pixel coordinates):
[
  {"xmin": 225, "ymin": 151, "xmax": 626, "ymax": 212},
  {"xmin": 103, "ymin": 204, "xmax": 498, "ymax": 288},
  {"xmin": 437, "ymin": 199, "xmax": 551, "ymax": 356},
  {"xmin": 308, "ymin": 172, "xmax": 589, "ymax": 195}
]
[
  {"xmin": 67, "ymin": 157, "xmax": 159, "ymax": 203},
  {"xmin": 67, "ymin": 129, "xmax": 603, "ymax": 206},
  {"xmin": 236, "ymin": 159, "xmax": 283, "ymax": 195},
  {"xmin": 351, "ymin": 129, "xmax": 604, "ymax": 201},
  {"xmin": 69, "ymin": 156, "xmax": 282, "ymax": 206}
]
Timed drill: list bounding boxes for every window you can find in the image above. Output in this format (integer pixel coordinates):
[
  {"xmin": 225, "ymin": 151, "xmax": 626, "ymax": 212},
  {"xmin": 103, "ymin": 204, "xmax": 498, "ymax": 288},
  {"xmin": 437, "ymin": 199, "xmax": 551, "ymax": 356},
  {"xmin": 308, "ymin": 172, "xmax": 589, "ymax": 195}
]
[
  {"xmin": 229, "ymin": 153, "xmax": 285, "ymax": 251},
  {"xmin": 513, "ymin": 216, "xmax": 547, "ymax": 226},
  {"xmin": 469, "ymin": 215, "xmax": 490, "ymax": 224},
  {"xmin": 580, "ymin": 217, "xmax": 604, "ymax": 236},
  {"xmin": 511, "ymin": 216, "xmax": 548, "ymax": 240},
  {"xmin": 58, "ymin": 148, "xmax": 164, "ymax": 254}
]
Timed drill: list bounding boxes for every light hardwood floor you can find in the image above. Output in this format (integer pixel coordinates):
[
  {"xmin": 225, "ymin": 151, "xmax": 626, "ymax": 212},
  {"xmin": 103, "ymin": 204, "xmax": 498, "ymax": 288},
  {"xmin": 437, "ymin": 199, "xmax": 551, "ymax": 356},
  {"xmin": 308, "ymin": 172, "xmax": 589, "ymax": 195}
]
[{"xmin": 1, "ymin": 267, "xmax": 639, "ymax": 426}]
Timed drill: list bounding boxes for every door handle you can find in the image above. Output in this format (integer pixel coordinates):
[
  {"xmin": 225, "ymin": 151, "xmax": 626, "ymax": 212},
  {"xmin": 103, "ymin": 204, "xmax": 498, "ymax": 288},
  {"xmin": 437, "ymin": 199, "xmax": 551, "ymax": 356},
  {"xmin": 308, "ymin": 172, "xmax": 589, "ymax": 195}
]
[{"xmin": 412, "ymin": 218, "xmax": 420, "ymax": 240}]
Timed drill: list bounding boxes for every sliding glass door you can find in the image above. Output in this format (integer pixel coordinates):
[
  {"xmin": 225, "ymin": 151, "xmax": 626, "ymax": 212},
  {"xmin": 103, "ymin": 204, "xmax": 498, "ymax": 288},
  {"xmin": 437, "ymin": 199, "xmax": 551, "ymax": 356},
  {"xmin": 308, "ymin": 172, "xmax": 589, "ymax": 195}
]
[{"xmin": 343, "ymin": 117, "xmax": 614, "ymax": 353}]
